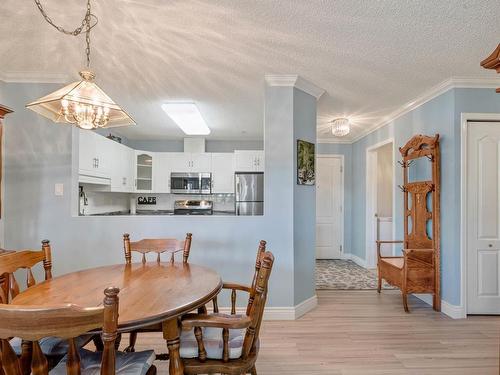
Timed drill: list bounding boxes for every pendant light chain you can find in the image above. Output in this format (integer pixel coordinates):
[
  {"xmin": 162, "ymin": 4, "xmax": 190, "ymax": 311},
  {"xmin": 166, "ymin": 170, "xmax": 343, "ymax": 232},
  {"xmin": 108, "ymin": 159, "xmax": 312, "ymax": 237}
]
[{"xmin": 34, "ymin": 0, "xmax": 97, "ymax": 67}]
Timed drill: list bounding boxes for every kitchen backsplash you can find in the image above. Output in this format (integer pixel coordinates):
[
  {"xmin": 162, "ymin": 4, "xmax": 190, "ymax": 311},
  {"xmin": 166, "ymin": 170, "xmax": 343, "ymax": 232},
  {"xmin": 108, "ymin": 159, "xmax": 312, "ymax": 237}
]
[
  {"xmin": 133, "ymin": 193, "xmax": 235, "ymax": 212},
  {"xmin": 79, "ymin": 185, "xmax": 235, "ymax": 215}
]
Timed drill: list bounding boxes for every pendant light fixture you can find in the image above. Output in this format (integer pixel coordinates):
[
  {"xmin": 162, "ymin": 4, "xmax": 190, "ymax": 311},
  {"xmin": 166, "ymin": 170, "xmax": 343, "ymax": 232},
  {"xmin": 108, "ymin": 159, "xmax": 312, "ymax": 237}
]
[
  {"xmin": 331, "ymin": 118, "xmax": 350, "ymax": 137},
  {"xmin": 26, "ymin": 0, "xmax": 135, "ymax": 129}
]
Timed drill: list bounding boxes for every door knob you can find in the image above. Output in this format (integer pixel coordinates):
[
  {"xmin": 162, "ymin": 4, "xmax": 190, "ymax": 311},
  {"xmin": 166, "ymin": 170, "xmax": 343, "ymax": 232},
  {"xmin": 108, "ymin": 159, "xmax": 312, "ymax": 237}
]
[{"xmin": 489, "ymin": 244, "xmax": 493, "ymax": 248}]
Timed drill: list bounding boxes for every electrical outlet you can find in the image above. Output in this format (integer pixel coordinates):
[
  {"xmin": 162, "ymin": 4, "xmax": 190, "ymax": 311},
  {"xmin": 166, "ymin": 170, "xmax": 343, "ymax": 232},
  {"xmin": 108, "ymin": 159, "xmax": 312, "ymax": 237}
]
[{"xmin": 54, "ymin": 183, "xmax": 64, "ymax": 196}]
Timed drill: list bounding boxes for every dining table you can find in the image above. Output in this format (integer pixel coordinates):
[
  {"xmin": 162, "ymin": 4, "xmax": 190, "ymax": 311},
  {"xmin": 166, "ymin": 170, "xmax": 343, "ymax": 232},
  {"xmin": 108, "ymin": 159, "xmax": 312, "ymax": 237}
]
[{"xmin": 12, "ymin": 261, "xmax": 223, "ymax": 375}]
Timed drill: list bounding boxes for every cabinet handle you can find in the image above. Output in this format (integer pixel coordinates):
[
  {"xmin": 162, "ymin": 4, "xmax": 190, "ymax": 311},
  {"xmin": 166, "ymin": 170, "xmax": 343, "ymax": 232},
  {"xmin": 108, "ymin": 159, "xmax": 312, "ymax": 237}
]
[{"xmin": 96, "ymin": 158, "xmax": 99, "ymax": 168}]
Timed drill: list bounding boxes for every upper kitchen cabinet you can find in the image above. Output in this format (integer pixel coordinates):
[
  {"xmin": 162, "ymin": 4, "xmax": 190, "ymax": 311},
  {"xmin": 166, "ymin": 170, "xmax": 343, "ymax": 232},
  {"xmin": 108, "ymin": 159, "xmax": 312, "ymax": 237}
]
[
  {"xmin": 135, "ymin": 151, "xmax": 154, "ymax": 192},
  {"xmin": 78, "ymin": 129, "xmax": 111, "ymax": 180},
  {"xmin": 110, "ymin": 141, "xmax": 135, "ymax": 192},
  {"xmin": 234, "ymin": 150, "xmax": 264, "ymax": 172},
  {"xmin": 211, "ymin": 153, "xmax": 235, "ymax": 193},
  {"xmin": 153, "ymin": 152, "xmax": 171, "ymax": 193},
  {"xmin": 168, "ymin": 152, "xmax": 212, "ymax": 172},
  {"xmin": 190, "ymin": 153, "xmax": 212, "ymax": 172}
]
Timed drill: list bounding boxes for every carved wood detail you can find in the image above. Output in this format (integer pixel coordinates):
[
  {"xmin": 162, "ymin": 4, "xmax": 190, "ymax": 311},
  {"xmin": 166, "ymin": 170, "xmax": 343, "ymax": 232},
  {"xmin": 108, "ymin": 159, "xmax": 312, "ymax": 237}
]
[
  {"xmin": 481, "ymin": 43, "xmax": 500, "ymax": 93},
  {"xmin": 378, "ymin": 133, "xmax": 441, "ymax": 312}
]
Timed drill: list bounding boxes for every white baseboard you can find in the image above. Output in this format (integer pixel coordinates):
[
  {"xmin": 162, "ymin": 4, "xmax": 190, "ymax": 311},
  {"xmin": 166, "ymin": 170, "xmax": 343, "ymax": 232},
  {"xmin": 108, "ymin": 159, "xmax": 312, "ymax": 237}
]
[
  {"xmin": 218, "ymin": 295, "xmax": 318, "ymax": 321},
  {"xmin": 414, "ymin": 294, "xmax": 466, "ymax": 319},
  {"xmin": 343, "ymin": 253, "xmax": 368, "ymax": 268}
]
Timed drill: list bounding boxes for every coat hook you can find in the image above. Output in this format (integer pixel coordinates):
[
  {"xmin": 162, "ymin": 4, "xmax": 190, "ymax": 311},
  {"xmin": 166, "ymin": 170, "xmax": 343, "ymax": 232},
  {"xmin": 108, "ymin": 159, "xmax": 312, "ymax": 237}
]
[
  {"xmin": 397, "ymin": 160, "xmax": 405, "ymax": 167},
  {"xmin": 425, "ymin": 155, "xmax": 434, "ymax": 162},
  {"xmin": 397, "ymin": 185, "xmax": 406, "ymax": 192},
  {"xmin": 407, "ymin": 160, "xmax": 414, "ymax": 166}
]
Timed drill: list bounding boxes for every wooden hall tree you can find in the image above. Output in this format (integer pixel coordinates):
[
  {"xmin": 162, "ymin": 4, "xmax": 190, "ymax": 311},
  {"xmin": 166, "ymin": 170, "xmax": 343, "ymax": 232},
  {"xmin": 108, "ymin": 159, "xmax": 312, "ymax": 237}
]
[{"xmin": 377, "ymin": 134, "xmax": 441, "ymax": 312}]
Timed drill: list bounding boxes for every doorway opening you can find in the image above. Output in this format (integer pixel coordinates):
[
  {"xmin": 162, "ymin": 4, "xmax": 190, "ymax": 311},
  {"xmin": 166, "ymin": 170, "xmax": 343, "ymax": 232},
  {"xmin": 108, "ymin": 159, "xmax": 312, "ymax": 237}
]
[{"xmin": 365, "ymin": 139, "xmax": 395, "ymax": 270}]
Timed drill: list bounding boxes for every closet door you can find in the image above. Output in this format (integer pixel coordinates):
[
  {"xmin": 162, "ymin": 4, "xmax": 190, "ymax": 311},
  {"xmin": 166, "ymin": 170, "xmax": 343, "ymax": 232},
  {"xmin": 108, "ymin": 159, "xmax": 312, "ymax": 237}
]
[{"xmin": 467, "ymin": 121, "xmax": 500, "ymax": 314}]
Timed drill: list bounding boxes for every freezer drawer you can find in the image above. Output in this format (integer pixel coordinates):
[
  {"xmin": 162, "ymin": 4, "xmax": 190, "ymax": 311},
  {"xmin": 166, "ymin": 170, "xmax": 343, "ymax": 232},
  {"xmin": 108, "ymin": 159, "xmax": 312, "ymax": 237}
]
[{"xmin": 235, "ymin": 202, "xmax": 263, "ymax": 216}]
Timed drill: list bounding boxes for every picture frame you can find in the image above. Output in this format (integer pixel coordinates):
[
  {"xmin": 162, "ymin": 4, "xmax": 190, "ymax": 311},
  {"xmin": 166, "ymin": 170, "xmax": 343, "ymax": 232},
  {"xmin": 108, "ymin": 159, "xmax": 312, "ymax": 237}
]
[{"xmin": 297, "ymin": 139, "xmax": 315, "ymax": 185}]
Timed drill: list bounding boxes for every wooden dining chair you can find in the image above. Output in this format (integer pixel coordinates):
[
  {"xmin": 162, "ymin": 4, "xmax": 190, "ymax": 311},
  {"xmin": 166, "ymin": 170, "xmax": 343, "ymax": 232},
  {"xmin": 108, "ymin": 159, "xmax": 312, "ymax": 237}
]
[
  {"xmin": 0, "ymin": 287, "xmax": 157, "ymax": 375},
  {"xmin": 211, "ymin": 240, "xmax": 266, "ymax": 315},
  {"xmin": 178, "ymin": 250, "xmax": 275, "ymax": 375},
  {"xmin": 0, "ymin": 241, "xmax": 94, "ymax": 373},
  {"xmin": 0, "ymin": 240, "xmax": 52, "ymax": 304},
  {"xmin": 123, "ymin": 233, "xmax": 192, "ymax": 264},
  {"xmin": 122, "ymin": 233, "xmax": 192, "ymax": 354}
]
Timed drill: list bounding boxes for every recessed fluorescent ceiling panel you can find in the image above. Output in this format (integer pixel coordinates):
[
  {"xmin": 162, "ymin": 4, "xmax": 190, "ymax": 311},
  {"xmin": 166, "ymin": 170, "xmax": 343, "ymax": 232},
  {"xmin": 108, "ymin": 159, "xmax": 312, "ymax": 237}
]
[{"xmin": 161, "ymin": 102, "xmax": 210, "ymax": 135}]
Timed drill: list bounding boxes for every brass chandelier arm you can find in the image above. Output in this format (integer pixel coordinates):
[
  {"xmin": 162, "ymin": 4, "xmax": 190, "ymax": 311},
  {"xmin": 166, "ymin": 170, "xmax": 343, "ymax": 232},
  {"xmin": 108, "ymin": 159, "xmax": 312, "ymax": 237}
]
[{"xmin": 34, "ymin": 0, "xmax": 98, "ymax": 67}]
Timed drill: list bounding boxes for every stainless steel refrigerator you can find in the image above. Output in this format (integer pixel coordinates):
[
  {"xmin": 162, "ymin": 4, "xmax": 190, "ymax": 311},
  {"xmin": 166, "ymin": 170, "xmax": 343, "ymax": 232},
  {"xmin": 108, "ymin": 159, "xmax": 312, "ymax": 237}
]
[{"xmin": 235, "ymin": 172, "xmax": 264, "ymax": 215}]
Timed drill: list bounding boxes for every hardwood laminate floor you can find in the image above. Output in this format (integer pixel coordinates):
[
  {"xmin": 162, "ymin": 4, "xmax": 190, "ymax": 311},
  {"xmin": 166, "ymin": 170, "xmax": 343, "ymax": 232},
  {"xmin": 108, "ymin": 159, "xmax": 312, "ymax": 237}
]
[{"xmin": 127, "ymin": 290, "xmax": 500, "ymax": 374}]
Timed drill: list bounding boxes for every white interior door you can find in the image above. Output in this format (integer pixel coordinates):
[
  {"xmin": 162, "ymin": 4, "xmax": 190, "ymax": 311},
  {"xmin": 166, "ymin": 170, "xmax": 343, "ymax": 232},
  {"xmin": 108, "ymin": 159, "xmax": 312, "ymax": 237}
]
[
  {"xmin": 316, "ymin": 157, "xmax": 343, "ymax": 259},
  {"xmin": 467, "ymin": 121, "xmax": 500, "ymax": 314}
]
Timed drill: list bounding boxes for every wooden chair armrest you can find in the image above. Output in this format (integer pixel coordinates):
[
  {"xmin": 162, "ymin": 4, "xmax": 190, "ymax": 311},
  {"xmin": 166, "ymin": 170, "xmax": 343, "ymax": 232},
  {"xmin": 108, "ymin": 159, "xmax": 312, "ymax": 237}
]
[
  {"xmin": 376, "ymin": 240, "xmax": 404, "ymax": 261},
  {"xmin": 181, "ymin": 313, "xmax": 252, "ymax": 330},
  {"xmin": 222, "ymin": 282, "xmax": 252, "ymax": 293}
]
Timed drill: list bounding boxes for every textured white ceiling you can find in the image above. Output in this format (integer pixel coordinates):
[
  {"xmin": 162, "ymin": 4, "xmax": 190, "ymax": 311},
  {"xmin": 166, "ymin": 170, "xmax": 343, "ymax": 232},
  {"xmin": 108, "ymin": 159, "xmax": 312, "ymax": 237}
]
[{"xmin": 1, "ymin": 0, "xmax": 499, "ymax": 141}]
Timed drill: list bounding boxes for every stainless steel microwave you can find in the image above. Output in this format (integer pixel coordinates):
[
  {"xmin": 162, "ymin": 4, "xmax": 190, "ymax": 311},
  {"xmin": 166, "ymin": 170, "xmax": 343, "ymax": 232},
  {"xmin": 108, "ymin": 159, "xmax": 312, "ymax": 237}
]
[{"xmin": 170, "ymin": 172, "xmax": 212, "ymax": 194}]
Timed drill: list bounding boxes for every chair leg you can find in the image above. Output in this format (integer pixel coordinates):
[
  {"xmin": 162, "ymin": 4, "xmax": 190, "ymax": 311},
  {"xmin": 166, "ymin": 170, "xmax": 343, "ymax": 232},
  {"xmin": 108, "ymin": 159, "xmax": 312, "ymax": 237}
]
[
  {"xmin": 402, "ymin": 292, "xmax": 409, "ymax": 313},
  {"xmin": 125, "ymin": 331, "xmax": 137, "ymax": 352},
  {"xmin": 92, "ymin": 334, "xmax": 104, "ymax": 351},
  {"xmin": 377, "ymin": 271, "xmax": 382, "ymax": 293}
]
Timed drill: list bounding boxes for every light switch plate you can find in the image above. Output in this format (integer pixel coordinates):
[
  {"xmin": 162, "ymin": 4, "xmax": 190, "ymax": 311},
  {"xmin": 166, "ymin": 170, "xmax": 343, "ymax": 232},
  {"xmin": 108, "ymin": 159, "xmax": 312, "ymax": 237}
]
[{"xmin": 54, "ymin": 183, "xmax": 64, "ymax": 196}]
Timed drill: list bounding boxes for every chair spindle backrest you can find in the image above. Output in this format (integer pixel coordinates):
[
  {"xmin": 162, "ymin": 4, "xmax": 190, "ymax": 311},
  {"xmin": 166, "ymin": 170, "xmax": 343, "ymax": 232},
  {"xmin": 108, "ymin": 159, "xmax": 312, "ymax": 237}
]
[
  {"xmin": 0, "ymin": 240, "xmax": 53, "ymax": 303},
  {"xmin": 0, "ymin": 287, "xmax": 120, "ymax": 375},
  {"xmin": 123, "ymin": 233, "xmax": 192, "ymax": 264},
  {"xmin": 246, "ymin": 240, "xmax": 266, "ymax": 315},
  {"xmin": 241, "ymin": 251, "xmax": 274, "ymax": 359}
]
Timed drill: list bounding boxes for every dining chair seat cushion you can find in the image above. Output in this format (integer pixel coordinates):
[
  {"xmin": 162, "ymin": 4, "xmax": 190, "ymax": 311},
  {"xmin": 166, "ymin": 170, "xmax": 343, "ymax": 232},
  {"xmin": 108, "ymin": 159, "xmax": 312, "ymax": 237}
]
[
  {"xmin": 180, "ymin": 326, "xmax": 245, "ymax": 360},
  {"xmin": 50, "ymin": 348, "xmax": 155, "ymax": 375},
  {"xmin": 10, "ymin": 334, "xmax": 94, "ymax": 357}
]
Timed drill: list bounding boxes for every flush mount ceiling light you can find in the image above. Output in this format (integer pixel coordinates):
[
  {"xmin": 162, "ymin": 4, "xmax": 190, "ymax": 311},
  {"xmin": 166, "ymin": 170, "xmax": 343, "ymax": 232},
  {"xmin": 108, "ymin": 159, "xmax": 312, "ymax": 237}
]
[
  {"xmin": 161, "ymin": 102, "xmax": 211, "ymax": 135},
  {"xmin": 26, "ymin": 0, "xmax": 135, "ymax": 130},
  {"xmin": 331, "ymin": 118, "xmax": 350, "ymax": 137}
]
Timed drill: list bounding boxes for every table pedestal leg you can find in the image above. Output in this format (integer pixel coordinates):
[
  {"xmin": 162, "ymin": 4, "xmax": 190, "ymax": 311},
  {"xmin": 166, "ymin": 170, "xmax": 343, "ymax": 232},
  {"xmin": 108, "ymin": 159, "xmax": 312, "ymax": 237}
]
[{"xmin": 163, "ymin": 318, "xmax": 184, "ymax": 375}]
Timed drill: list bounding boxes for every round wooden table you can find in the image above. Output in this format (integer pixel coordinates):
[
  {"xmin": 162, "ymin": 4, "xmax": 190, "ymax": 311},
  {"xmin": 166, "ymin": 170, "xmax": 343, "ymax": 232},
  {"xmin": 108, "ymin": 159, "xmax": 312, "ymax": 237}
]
[{"xmin": 12, "ymin": 262, "xmax": 222, "ymax": 375}]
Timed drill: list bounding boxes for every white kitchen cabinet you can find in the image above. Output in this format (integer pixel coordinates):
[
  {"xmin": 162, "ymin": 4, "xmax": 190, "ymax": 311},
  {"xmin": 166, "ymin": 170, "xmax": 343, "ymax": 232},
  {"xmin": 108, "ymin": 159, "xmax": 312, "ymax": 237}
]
[
  {"xmin": 168, "ymin": 152, "xmax": 212, "ymax": 172},
  {"xmin": 211, "ymin": 153, "xmax": 235, "ymax": 193},
  {"xmin": 110, "ymin": 142, "xmax": 135, "ymax": 192},
  {"xmin": 234, "ymin": 150, "xmax": 264, "ymax": 172},
  {"xmin": 153, "ymin": 152, "xmax": 171, "ymax": 193},
  {"xmin": 135, "ymin": 151, "xmax": 154, "ymax": 192},
  {"xmin": 78, "ymin": 129, "xmax": 111, "ymax": 179},
  {"xmin": 168, "ymin": 152, "xmax": 190, "ymax": 172},
  {"xmin": 190, "ymin": 153, "xmax": 212, "ymax": 172}
]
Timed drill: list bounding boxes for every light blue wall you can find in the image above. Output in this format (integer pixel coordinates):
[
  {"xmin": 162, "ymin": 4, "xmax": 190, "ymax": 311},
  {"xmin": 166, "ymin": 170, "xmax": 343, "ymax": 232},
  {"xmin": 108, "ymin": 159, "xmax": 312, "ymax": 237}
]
[
  {"xmin": 1, "ymin": 82, "xmax": 315, "ymax": 309},
  {"xmin": 317, "ymin": 143, "xmax": 352, "ymax": 254},
  {"xmin": 293, "ymin": 88, "xmax": 316, "ymax": 305}
]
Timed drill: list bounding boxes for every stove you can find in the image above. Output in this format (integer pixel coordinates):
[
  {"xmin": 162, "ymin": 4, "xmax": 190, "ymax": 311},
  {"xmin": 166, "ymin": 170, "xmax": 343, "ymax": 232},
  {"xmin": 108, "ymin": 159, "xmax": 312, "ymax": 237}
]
[{"xmin": 174, "ymin": 200, "xmax": 213, "ymax": 215}]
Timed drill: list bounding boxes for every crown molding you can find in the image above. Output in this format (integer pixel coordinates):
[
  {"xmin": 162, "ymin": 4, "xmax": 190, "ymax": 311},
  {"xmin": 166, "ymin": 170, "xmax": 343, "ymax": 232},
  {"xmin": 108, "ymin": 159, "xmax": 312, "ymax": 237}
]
[
  {"xmin": 0, "ymin": 71, "xmax": 70, "ymax": 84},
  {"xmin": 265, "ymin": 74, "xmax": 325, "ymax": 100},
  {"xmin": 317, "ymin": 137, "xmax": 352, "ymax": 144},
  {"xmin": 319, "ymin": 76, "xmax": 500, "ymax": 145}
]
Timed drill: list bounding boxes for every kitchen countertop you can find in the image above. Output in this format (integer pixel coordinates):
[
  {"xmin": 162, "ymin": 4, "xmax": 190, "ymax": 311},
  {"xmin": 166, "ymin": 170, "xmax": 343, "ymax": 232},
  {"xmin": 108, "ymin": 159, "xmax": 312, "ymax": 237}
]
[{"xmin": 89, "ymin": 210, "xmax": 236, "ymax": 216}]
